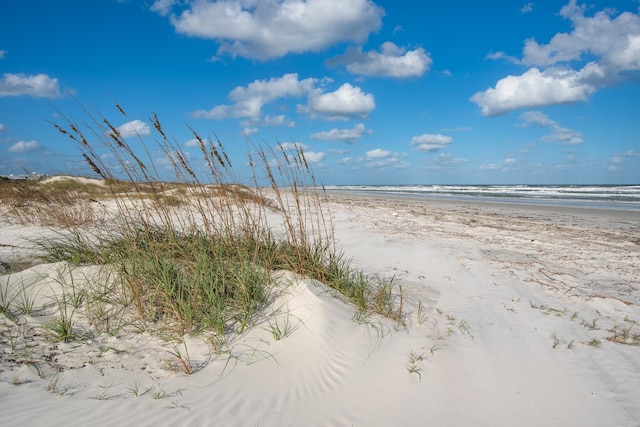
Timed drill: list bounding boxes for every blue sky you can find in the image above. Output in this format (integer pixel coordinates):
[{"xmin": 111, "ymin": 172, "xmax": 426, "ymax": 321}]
[{"xmin": 1, "ymin": 0, "xmax": 639, "ymax": 185}]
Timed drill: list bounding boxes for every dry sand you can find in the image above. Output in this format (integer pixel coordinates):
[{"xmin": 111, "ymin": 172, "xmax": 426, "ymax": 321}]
[{"xmin": 1, "ymin": 192, "xmax": 639, "ymax": 426}]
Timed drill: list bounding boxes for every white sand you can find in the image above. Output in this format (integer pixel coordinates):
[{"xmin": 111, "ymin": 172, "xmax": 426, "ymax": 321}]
[
  {"xmin": 39, "ymin": 176, "xmax": 106, "ymax": 187},
  {"xmin": 1, "ymin": 193, "xmax": 639, "ymax": 426}
]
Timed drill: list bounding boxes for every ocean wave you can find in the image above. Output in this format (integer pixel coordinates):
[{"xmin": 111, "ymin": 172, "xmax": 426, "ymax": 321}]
[{"xmin": 325, "ymin": 185, "xmax": 640, "ymax": 210}]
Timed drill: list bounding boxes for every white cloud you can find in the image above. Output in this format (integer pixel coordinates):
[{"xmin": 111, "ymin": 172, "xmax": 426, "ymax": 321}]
[
  {"xmin": 310, "ymin": 123, "xmax": 368, "ymax": 143},
  {"xmin": 542, "ymin": 129, "xmax": 582, "ymax": 144},
  {"xmin": 262, "ymin": 115, "xmax": 295, "ymax": 127},
  {"xmin": 164, "ymin": 0, "xmax": 384, "ymax": 60},
  {"xmin": 426, "ymin": 153, "xmax": 469, "ymax": 170},
  {"xmin": 333, "ymin": 42, "xmax": 432, "ymax": 78},
  {"xmin": 242, "ymin": 127, "xmax": 258, "ymax": 136},
  {"xmin": 329, "ymin": 148, "xmax": 350, "ymax": 155},
  {"xmin": 521, "ymin": 2, "xmax": 533, "ymax": 14},
  {"xmin": 363, "ymin": 155, "xmax": 410, "ymax": 170},
  {"xmin": 241, "ymin": 114, "xmax": 296, "ymax": 128},
  {"xmin": 519, "ymin": 111, "xmax": 583, "ymax": 144},
  {"xmin": 411, "ymin": 133, "xmax": 453, "ymax": 151},
  {"xmin": 519, "ymin": 110, "xmax": 554, "ymax": 127},
  {"xmin": 0, "ymin": 50, "xmax": 6, "ymax": 59},
  {"xmin": 303, "ymin": 151, "xmax": 326, "ymax": 163},
  {"xmin": 474, "ymin": 2, "xmax": 640, "ymax": 115},
  {"xmin": 242, "ymin": 116, "xmax": 292, "ymax": 128},
  {"xmin": 150, "ymin": 0, "xmax": 177, "ymax": 16},
  {"xmin": 8, "ymin": 140, "xmax": 39, "ymax": 153},
  {"xmin": 366, "ymin": 148, "xmax": 391, "ymax": 159},
  {"xmin": 338, "ymin": 156, "xmax": 355, "ymax": 165},
  {"xmin": 608, "ymin": 150, "xmax": 640, "ymax": 170},
  {"xmin": 193, "ymin": 73, "xmax": 316, "ymax": 119},
  {"xmin": 306, "ymin": 83, "xmax": 375, "ymax": 119},
  {"xmin": 194, "ymin": 74, "xmax": 374, "ymax": 123},
  {"xmin": 470, "ymin": 66, "xmax": 599, "ymax": 116},
  {"xmin": 273, "ymin": 142, "xmax": 324, "ymax": 164},
  {"xmin": 116, "ymin": 119, "xmax": 151, "ymax": 138},
  {"xmin": 0, "ymin": 123, "xmax": 5, "ymax": 132},
  {"xmin": 0, "ymin": 73, "xmax": 61, "ymax": 98},
  {"xmin": 278, "ymin": 142, "xmax": 308, "ymax": 151},
  {"xmin": 485, "ymin": 51, "xmax": 520, "ymax": 63},
  {"xmin": 522, "ymin": 1, "xmax": 640, "ymax": 72}
]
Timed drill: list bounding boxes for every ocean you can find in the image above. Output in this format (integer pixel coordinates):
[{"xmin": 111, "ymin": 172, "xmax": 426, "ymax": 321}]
[{"xmin": 324, "ymin": 184, "xmax": 640, "ymax": 211}]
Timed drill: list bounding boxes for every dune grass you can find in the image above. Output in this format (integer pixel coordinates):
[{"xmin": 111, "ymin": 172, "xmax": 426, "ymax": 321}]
[{"xmin": 1, "ymin": 102, "xmax": 403, "ymax": 342}]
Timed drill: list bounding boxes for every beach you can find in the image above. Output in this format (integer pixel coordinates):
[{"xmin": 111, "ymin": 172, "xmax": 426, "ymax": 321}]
[{"xmin": 1, "ymin": 190, "xmax": 639, "ymax": 426}]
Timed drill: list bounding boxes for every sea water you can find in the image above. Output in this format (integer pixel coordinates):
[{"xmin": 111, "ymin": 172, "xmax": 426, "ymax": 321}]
[{"xmin": 325, "ymin": 184, "xmax": 640, "ymax": 211}]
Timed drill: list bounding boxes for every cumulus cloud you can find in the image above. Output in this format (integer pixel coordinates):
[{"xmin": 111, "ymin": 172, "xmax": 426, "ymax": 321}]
[
  {"xmin": 0, "ymin": 123, "xmax": 5, "ymax": 132},
  {"xmin": 331, "ymin": 42, "xmax": 432, "ymax": 78},
  {"xmin": 519, "ymin": 110, "xmax": 583, "ymax": 144},
  {"xmin": 194, "ymin": 73, "xmax": 374, "ymax": 123},
  {"xmin": 193, "ymin": 73, "xmax": 316, "ymax": 120},
  {"xmin": 0, "ymin": 73, "xmax": 61, "ymax": 98},
  {"xmin": 471, "ymin": 66, "xmax": 600, "ymax": 116},
  {"xmin": 473, "ymin": 1, "xmax": 640, "ymax": 115},
  {"xmin": 8, "ymin": 140, "xmax": 40, "ymax": 153},
  {"xmin": 411, "ymin": 133, "xmax": 453, "ymax": 151},
  {"xmin": 305, "ymin": 83, "xmax": 375, "ymax": 120},
  {"xmin": 522, "ymin": 0, "xmax": 640, "ymax": 71},
  {"xmin": 310, "ymin": 123, "xmax": 368, "ymax": 143},
  {"xmin": 115, "ymin": 119, "xmax": 151, "ymax": 138},
  {"xmin": 303, "ymin": 151, "xmax": 326, "ymax": 163},
  {"xmin": 0, "ymin": 50, "xmax": 6, "ymax": 59},
  {"xmin": 162, "ymin": 0, "xmax": 384, "ymax": 60}
]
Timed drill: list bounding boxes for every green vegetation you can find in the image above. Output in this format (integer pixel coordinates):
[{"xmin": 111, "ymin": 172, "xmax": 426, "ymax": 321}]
[{"xmin": 1, "ymin": 102, "xmax": 403, "ymax": 347}]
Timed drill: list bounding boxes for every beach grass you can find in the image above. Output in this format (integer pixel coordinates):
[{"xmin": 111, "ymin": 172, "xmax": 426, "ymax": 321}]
[{"xmin": 0, "ymin": 102, "xmax": 403, "ymax": 343}]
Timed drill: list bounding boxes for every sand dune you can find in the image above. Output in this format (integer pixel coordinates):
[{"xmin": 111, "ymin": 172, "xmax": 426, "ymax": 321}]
[{"xmin": 1, "ymin": 193, "xmax": 639, "ymax": 426}]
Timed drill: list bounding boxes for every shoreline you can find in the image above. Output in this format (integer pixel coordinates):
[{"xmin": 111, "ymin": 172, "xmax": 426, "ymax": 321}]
[{"xmin": 325, "ymin": 188, "xmax": 640, "ymax": 213}]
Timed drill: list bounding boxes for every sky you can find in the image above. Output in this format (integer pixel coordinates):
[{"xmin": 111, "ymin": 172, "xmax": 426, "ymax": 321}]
[{"xmin": 1, "ymin": 0, "xmax": 639, "ymax": 185}]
